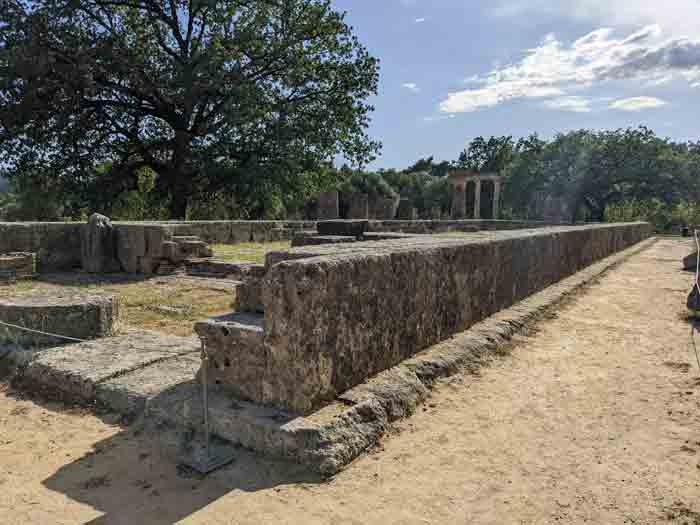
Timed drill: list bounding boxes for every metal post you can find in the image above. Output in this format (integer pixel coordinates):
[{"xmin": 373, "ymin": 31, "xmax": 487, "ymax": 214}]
[{"xmin": 200, "ymin": 338, "xmax": 211, "ymax": 461}]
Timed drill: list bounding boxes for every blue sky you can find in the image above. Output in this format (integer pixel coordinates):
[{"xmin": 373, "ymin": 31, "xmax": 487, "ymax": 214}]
[{"xmin": 331, "ymin": 0, "xmax": 700, "ymax": 170}]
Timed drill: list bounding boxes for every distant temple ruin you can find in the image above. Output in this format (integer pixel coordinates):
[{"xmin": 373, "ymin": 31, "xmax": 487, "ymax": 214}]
[{"xmin": 449, "ymin": 169, "xmax": 502, "ymax": 220}]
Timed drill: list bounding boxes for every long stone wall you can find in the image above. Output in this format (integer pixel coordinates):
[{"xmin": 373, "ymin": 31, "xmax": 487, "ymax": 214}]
[
  {"xmin": 0, "ymin": 222, "xmax": 83, "ymax": 271},
  {"xmin": 0, "ymin": 219, "xmax": 566, "ymax": 272},
  {"xmin": 249, "ymin": 222, "xmax": 651, "ymax": 413}
]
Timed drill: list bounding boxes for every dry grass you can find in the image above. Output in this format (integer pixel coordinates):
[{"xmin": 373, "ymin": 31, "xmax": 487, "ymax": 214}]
[
  {"xmin": 2, "ymin": 275, "xmax": 234, "ymax": 337},
  {"xmin": 212, "ymin": 241, "xmax": 291, "ymax": 264}
]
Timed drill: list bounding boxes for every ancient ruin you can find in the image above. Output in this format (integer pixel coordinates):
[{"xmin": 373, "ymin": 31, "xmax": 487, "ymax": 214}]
[
  {"xmin": 0, "ymin": 215, "xmax": 654, "ymax": 474},
  {"xmin": 449, "ymin": 169, "xmax": 503, "ymax": 220}
]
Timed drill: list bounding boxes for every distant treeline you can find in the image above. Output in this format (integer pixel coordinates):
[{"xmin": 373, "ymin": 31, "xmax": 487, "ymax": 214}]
[{"xmin": 2, "ymin": 126, "xmax": 699, "ymax": 231}]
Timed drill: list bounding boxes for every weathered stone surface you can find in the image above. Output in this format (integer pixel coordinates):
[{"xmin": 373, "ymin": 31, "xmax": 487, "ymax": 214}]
[
  {"xmin": 317, "ymin": 191, "xmax": 340, "ymax": 220},
  {"xmin": 0, "ymin": 252, "xmax": 36, "ymax": 279},
  {"xmin": 13, "ymin": 237, "xmax": 655, "ymax": 477},
  {"xmin": 317, "ymin": 220, "xmax": 368, "ymax": 239},
  {"xmin": 260, "ymin": 222, "xmax": 652, "ymax": 413},
  {"xmin": 0, "ymin": 222, "xmax": 83, "ymax": 272},
  {"xmin": 292, "ymin": 235, "xmax": 357, "ymax": 247},
  {"xmin": 451, "ymin": 185, "xmax": 467, "ymax": 219},
  {"xmin": 20, "ymin": 329, "xmax": 198, "ymax": 404},
  {"xmin": 0, "ymin": 294, "xmax": 119, "ymax": 347},
  {"xmin": 194, "ymin": 313, "xmax": 265, "ymax": 401},
  {"xmin": 81, "ymin": 213, "xmax": 120, "ymax": 273},
  {"xmin": 346, "ymin": 193, "xmax": 369, "ymax": 220},
  {"xmin": 232, "ymin": 280, "xmax": 264, "ymax": 313},
  {"xmin": 369, "ymin": 196, "xmax": 398, "ymax": 220},
  {"xmin": 396, "ymin": 200, "xmax": 417, "ymax": 220}
]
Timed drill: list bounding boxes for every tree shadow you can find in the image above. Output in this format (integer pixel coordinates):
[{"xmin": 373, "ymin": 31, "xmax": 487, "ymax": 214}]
[{"xmin": 41, "ymin": 419, "xmax": 322, "ymax": 525}]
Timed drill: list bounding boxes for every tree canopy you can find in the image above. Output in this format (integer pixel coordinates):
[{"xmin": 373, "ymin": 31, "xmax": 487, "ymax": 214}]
[{"xmin": 0, "ymin": 0, "xmax": 380, "ymax": 218}]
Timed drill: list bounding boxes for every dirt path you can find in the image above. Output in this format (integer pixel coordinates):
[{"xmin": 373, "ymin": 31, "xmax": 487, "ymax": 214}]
[{"xmin": 1, "ymin": 238, "xmax": 699, "ymax": 525}]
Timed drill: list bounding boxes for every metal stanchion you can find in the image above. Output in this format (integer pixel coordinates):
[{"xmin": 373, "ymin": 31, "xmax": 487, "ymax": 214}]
[{"xmin": 181, "ymin": 337, "xmax": 237, "ymax": 474}]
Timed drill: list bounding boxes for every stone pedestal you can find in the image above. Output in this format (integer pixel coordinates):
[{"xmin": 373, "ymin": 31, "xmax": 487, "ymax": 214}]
[
  {"xmin": 348, "ymin": 193, "xmax": 369, "ymax": 220},
  {"xmin": 81, "ymin": 213, "xmax": 121, "ymax": 273},
  {"xmin": 451, "ymin": 186, "xmax": 467, "ymax": 219},
  {"xmin": 397, "ymin": 200, "xmax": 417, "ymax": 220},
  {"xmin": 317, "ymin": 191, "xmax": 340, "ymax": 220}
]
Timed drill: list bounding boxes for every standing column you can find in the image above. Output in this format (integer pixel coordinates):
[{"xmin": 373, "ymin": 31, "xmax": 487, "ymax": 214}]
[
  {"xmin": 492, "ymin": 180, "xmax": 501, "ymax": 220},
  {"xmin": 451, "ymin": 183, "xmax": 467, "ymax": 219},
  {"xmin": 473, "ymin": 178, "xmax": 482, "ymax": 219}
]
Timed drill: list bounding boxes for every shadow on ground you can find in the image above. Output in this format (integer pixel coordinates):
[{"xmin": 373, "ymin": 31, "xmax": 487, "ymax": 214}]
[{"xmin": 41, "ymin": 421, "xmax": 322, "ymax": 525}]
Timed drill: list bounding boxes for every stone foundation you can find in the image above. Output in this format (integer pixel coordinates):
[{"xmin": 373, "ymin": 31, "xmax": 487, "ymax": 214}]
[
  {"xmin": 0, "ymin": 252, "xmax": 36, "ymax": 280},
  {"xmin": 0, "ymin": 294, "xmax": 119, "ymax": 347},
  {"xmin": 196, "ymin": 222, "xmax": 652, "ymax": 414}
]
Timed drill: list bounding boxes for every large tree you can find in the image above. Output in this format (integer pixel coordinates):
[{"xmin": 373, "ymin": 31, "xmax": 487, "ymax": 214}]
[{"xmin": 0, "ymin": 0, "xmax": 380, "ymax": 218}]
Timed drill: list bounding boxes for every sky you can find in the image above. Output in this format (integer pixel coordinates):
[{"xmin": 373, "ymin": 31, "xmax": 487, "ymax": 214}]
[{"xmin": 331, "ymin": 0, "xmax": 700, "ymax": 170}]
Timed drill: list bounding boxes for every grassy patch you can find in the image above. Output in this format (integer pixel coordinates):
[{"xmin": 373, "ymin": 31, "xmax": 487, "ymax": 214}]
[
  {"xmin": 212, "ymin": 241, "xmax": 291, "ymax": 264},
  {"xmin": 2, "ymin": 276, "xmax": 233, "ymax": 337}
]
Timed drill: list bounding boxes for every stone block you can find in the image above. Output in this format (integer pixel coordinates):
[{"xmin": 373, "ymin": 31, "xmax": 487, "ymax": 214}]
[
  {"xmin": 259, "ymin": 222, "xmax": 653, "ymax": 413},
  {"xmin": 0, "ymin": 294, "xmax": 119, "ymax": 347},
  {"xmin": 317, "ymin": 220, "xmax": 368, "ymax": 239},
  {"xmin": 397, "ymin": 200, "xmax": 417, "ymax": 220},
  {"xmin": 194, "ymin": 313, "xmax": 265, "ymax": 402},
  {"xmin": 317, "ymin": 191, "xmax": 340, "ymax": 220},
  {"xmin": 81, "ymin": 213, "xmax": 121, "ymax": 273},
  {"xmin": 346, "ymin": 193, "xmax": 369, "ymax": 220}
]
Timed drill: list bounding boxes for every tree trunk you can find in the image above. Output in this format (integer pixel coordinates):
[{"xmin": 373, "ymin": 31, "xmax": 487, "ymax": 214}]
[
  {"xmin": 168, "ymin": 131, "xmax": 192, "ymax": 220},
  {"xmin": 170, "ymin": 191, "xmax": 188, "ymax": 220}
]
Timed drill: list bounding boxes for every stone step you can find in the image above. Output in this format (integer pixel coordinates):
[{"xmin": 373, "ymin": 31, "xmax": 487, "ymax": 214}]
[
  {"xmin": 185, "ymin": 259, "xmax": 265, "ymax": 280},
  {"xmin": 194, "ymin": 313, "xmax": 265, "ymax": 402},
  {"xmin": 172, "ymin": 235, "xmax": 202, "ymax": 242}
]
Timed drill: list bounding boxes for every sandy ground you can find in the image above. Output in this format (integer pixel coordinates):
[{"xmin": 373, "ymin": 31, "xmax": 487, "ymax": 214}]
[{"xmin": 1, "ymin": 237, "xmax": 699, "ymax": 525}]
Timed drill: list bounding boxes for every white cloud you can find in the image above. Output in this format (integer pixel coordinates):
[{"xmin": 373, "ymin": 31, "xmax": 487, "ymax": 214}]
[
  {"xmin": 491, "ymin": 0, "xmax": 700, "ymax": 38},
  {"xmin": 403, "ymin": 82, "xmax": 420, "ymax": 92},
  {"xmin": 415, "ymin": 17, "xmax": 426, "ymax": 23},
  {"xmin": 609, "ymin": 96, "xmax": 667, "ymax": 111},
  {"xmin": 542, "ymin": 96, "xmax": 593, "ymax": 113},
  {"xmin": 440, "ymin": 26, "xmax": 699, "ymax": 113}
]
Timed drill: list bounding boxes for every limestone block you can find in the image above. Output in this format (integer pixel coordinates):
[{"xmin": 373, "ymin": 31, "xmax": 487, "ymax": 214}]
[
  {"xmin": 81, "ymin": 213, "xmax": 121, "ymax": 273},
  {"xmin": 318, "ymin": 191, "xmax": 340, "ymax": 220},
  {"xmin": 397, "ymin": 200, "xmax": 417, "ymax": 220},
  {"xmin": 260, "ymin": 222, "xmax": 653, "ymax": 413},
  {"xmin": 194, "ymin": 314, "xmax": 265, "ymax": 402},
  {"xmin": 317, "ymin": 220, "xmax": 368, "ymax": 239},
  {"xmin": 346, "ymin": 193, "xmax": 369, "ymax": 220},
  {"xmin": 162, "ymin": 241, "xmax": 181, "ymax": 263},
  {"xmin": 0, "ymin": 294, "xmax": 119, "ymax": 347},
  {"xmin": 115, "ymin": 225, "xmax": 146, "ymax": 273}
]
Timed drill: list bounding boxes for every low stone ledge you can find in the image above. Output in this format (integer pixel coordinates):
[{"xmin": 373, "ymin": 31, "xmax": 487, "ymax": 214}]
[
  {"xmin": 0, "ymin": 294, "xmax": 119, "ymax": 347},
  {"xmin": 262, "ymin": 222, "xmax": 653, "ymax": 413},
  {"xmin": 11, "ymin": 238, "xmax": 656, "ymax": 476},
  {"xmin": 17, "ymin": 330, "xmax": 199, "ymax": 406}
]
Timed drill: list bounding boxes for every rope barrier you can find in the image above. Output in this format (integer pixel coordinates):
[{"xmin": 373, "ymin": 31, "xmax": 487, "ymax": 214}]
[{"xmin": 0, "ymin": 319, "xmax": 89, "ymax": 343}]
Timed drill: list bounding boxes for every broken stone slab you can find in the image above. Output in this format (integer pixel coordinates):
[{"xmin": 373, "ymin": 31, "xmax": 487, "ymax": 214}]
[
  {"xmin": 316, "ymin": 220, "xmax": 368, "ymax": 239},
  {"xmin": 194, "ymin": 313, "xmax": 265, "ymax": 402},
  {"xmin": 81, "ymin": 213, "xmax": 121, "ymax": 273},
  {"xmin": 291, "ymin": 235, "xmax": 357, "ymax": 247},
  {"xmin": 19, "ymin": 330, "xmax": 199, "ymax": 403},
  {"xmin": 96, "ymin": 352, "xmax": 201, "ymax": 416},
  {"xmin": 0, "ymin": 294, "xmax": 119, "ymax": 347}
]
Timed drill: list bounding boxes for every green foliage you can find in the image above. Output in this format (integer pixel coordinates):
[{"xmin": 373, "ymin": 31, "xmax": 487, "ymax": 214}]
[
  {"xmin": 379, "ymin": 169, "xmax": 450, "ymax": 216},
  {"xmin": 0, "ymin": 0, "xmax": 381, "ymax": 218},
  {"xmin": 338, "ymin": 170, "xmax": 397, "ymax": 199},
  {"xmin": 456, "ymin": 136, "xmax": 516, "ymax": 173},
  {"xmin": 502, "ymin": 127, "xmax": 700, "ymax": 225}
]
